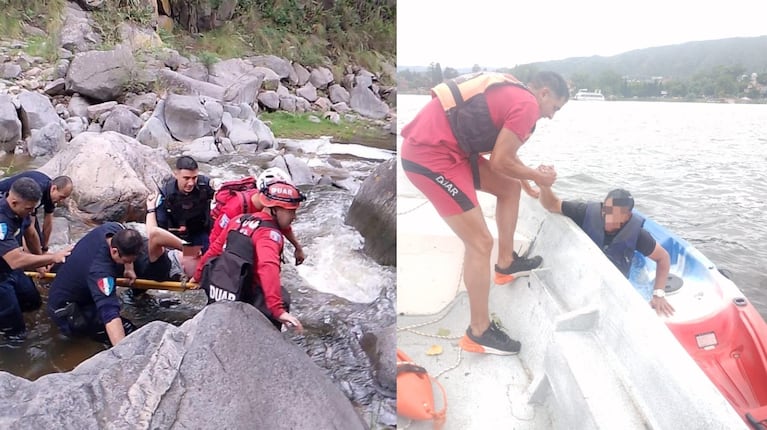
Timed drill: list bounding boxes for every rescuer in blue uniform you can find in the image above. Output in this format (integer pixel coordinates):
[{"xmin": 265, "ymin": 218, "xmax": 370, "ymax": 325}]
[
  {"xmin": 0, "ymin": 178, "xmax": 71, "ymax": 340},
  {"xmin": 47, "ymin": 223, "xmax": 144, "ymax": 346}
]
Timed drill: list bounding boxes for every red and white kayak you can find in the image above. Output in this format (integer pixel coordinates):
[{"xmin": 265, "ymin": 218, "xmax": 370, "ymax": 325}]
[{"xmin": 630, "ymin": 215, "xmax": 767, "ymax": 428}]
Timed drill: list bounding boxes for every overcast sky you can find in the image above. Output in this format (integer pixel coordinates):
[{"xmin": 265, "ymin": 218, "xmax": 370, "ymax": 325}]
[{"xmin": 397, "ymin": 1, "xmax": 767, "ymax": 68}]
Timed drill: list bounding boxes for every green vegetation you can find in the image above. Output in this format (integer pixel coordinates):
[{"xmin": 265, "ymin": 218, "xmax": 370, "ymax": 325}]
[
  {"xmin": 260, "ymin": 111, "xmax": 393, "ymax": 150},
  {"xmin": 0, "ymin": 0, "xmax": 65, "ymax": 61},
  {"xmin": 400, "ymin": 65, "xmax": 767, "ymax": 101},
  {"xmin": 2, "ymin": 1, "xmax": 395, "ymax": 84}
]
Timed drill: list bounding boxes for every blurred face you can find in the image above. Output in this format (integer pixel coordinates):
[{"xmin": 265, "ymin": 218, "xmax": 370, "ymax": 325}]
[
  {"xmin": 50, "ymin": 184, "xmax": 73, "ymax": 204},
  {"xmin": 175, "ymin": 168, "xmax": 198, "ymax": 194},
  {"xmin": 603, "ymin": 198, "xmax": 632, "ymax": 233},
  {"xmin": 110, "ymin": 247, "xmax": 137, "ymax": 264},
  {"xmin": 7, "ymin": 193, "xmax": 38, "ymax": 218},
  {"xmin": 536, "ymin": 87, "xmax": 568, "ymax": 119},
  {"xmin": 273, "ymin": 207, "xmax": 297, "ymax": 227}
]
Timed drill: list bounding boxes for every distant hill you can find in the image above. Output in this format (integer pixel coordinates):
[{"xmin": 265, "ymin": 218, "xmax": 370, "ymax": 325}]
[
  {"xmin": 532, "ymin": 36, "xmax": 767, "ymax": 79},
  {"xmin": 398, "ymin": 36, "xmax": 767, "ymax": 79}
]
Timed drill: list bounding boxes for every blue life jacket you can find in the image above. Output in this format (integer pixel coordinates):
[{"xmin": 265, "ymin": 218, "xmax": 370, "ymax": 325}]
[{"xmin": 580, "ymin": 202, "xmax": 644, "ymax": 277}]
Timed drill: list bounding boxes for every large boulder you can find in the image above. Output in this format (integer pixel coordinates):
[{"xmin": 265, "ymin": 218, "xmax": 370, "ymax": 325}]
[
  {"xmin": 163, "ymin": 93, "xmax": 221, "ymax": 142},
  {"xmin": 17, "ymin": 90, "xmax": 59, "ymax": 131},
  {"xmin": 0, "ymin": 302, "xmax": 365, "ymax": 429},
  {"xmin": 38, "ymin": 131, "xmax": 171, "ymax": 223},
  {"xmin": 349, "ymin": 77, "xmax": 389, "ymax": 120},
  {"xmin": 345, "ymin": 157, "xmax": 396, "ymax": 266},
  {"xmin": 247, "ymin": 55, "xmax": 292, "ymax": 79},
  {"xmin": 102, "ymin": 105, "xmax": 143, "ymax": 138},
  {"xmin": 27, "ymin": 123, "xmax": 66, "ymax": 157},
  {"xmin": 66, "ymin": 46, "xmax": 136, "ymax": 102},
  {"xmin": 157, "ymin": 69, "xmax": 225, "ymax": 99},
  {"xmin": 0, "ymin": 94, "xmax": 21, "ymax": 152},
  {"xmin": 136, "ymin": 99, "xmax": 173, "ymax": 150}
]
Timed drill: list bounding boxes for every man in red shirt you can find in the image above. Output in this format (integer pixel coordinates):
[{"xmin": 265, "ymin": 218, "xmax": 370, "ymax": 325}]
[
  {"xmin": 193, "ymin": 181, "xmax": 305, "ymax": 331},
  {"xmin": 208, "ymin": 168, "xmax": 306, "ymax": 266},
  {"xmin": 401, "ymin": 71, "xmax": 569, "ymax": 355}
]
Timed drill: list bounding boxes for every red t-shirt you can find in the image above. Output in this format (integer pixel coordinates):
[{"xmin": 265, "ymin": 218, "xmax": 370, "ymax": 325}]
[
  {"xmin": 401, "ymin": 84, "xmax": 539, "ymax": 153},
  {"xmin": 196, "ymin": 212, "xmax": 286, "ymax": 319},
  {"xmin": 209, "ymin": 189, "xmax": 293, "ymax": 246}
]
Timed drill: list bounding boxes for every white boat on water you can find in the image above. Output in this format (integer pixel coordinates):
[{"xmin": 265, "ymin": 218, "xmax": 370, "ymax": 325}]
[
  {"xmin": 573, "ymin": 88, "xmax": 606, "ymax": 101},
  {"xmin": 396, "ymin": 165, "xmax": 746, "ymax": 429}
]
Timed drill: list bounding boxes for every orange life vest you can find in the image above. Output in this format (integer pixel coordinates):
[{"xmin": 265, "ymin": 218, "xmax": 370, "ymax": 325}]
[{"xmin": 431, "ymin": 72, "xmax": 534, "ymax": 187}]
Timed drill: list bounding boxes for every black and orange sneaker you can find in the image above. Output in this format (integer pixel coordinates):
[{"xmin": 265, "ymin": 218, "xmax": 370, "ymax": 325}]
[
  {"xmin": 458, "ymin": 321, "xmax": 521, "ymax": 355},
  {"xmin": 494, "ymin": 252, "xmax": 542, "ymax": 285}
]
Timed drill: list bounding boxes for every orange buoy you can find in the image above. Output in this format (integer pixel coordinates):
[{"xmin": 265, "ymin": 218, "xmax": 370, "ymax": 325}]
[{"xmin": 396, "ymin": 349, "xmax": 447, "ymax": 428}]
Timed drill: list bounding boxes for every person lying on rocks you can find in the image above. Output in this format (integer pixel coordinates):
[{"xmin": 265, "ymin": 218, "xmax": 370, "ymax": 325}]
[{"xmin": 126, "ymin": 194, "xmax": 201, "ymax": 301}]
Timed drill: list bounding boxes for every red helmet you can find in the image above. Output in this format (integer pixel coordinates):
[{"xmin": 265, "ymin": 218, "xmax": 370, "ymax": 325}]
[{"xmin": 259, "ymin": 181, "xmax": 305, "ymax": 210}]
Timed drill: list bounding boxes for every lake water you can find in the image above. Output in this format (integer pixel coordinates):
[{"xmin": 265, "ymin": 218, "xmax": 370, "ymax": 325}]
[{"xmin": 398, "ymin": 94, "xmax": 767, "ymax": 318}]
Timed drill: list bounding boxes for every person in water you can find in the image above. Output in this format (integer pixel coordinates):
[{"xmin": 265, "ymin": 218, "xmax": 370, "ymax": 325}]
[{"xmin": 537, "ymin": 183, "xmax": 675, "ymax": 317}]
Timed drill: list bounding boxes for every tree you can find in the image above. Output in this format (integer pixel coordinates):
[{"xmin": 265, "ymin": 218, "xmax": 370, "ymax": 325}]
[
  {"xmin": 443, "ymin": 67, "xmax": 459, "ymax": 79},
  {"xmin": 429, "ymin": 62, "xmax": 444, "ymax": 86},
  {"xmin": 472, "ymin": 64, "xmax": 481, "ymax": 73}
]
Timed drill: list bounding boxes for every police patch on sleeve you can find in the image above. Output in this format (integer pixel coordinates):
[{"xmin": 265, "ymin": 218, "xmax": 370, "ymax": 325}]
[
  {"xmin": 97, "ymin": 277, "xmax": 116, "ymax": 296},
  {"xmin": 269, "ymin": 230, "xmax": 282, "ymax": 243},
  {"xmin": 218, "ymin": 213, "xmax": 229, "ymax": 228},
  {"xmin": 0, "ymin": 223, "xmax": 6, "ymax": 240}
]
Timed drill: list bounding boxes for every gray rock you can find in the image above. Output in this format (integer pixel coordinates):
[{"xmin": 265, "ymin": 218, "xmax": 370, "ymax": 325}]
[
  {"xmin": 0, "ymin": 94, "xmax": 21, "ymax": 152},
  {"xmin": 247, "ymin": 54, "xmax": 292, "ymax": 79},
  {"xmin": 164, "ymin": 93, "xmax": 216, "ymax": 142},
  {"xmin": 295, "ymin": 82, "xmax": 318, "ymax": 102},
  {"xmin": 59, "ymin": 4, "xmax": 102, "ymax": 53},
  {"xmin": 309, "ymin": 66, "xmax": 334, "ymax": 89},
  {"xmin": 64, "ymin": 116, "xmax": 87, "ymax": 139},
  {"xmin": 182, "ymin": 136, "xmax": 220, "ymax": 162},
  {"xmin": 328, "ymin": 84, "xmax": 350, "ymax": 104},
  {"xmin": 0, "ymin": 63, "xmax": 22, "ymax": 79},
  {"xmin": 55, "ymin": 59, "xmax": 69, "ymax": 79},
  {"xmin": 136, "ymin": 116, "xmax": 173, "ymax": 150},
  {"xmin": 270, "ymin": 154, "xmax": 313, "ymax": 186},
  {"xmin": 360, "ymin": 324, "xmax": 396, "ymax": 397},
  {"xmin": 65, "ymin": 46, "xmax": 135, "ymax": 102},
  {"xmin": 295, "ymin": 97, "xmax": 311, "ymax": 113},
  {"xmin": 38, "ymin": 131, "xmax": 171, "ymax": 223},
  {"xmin": 86, "ymin": 100, "xmax": 117, "ymax": 121},
  {"xmin": 28, "ymin": 123, "xmax": 66, "ymax": 157},
  {"xmin": 43, "ymin": 78, "xmax": 67, "ymax": 96},
  {"xmin": 292, "ymin": 62, "xmax": 311, "ymax": 86},
  {"xmin": 258, "ymin": 91, "xmax": 280, "ymax": 111},
  {"xmin": 18, "ymin": 90, "xmax": 60, "ymax": 130},
  {"xmin": 102, "ymin": 105, "xmax": 143, "ymax": 138},
  {"xmin": 349, "ymin": 83, "xmax": 390, "ymax": 120},
  {"xmin": 222, "ymin": 72, "xmax": 264, "ymax": 105},
  {"xmin": 345, "ymin": 157, "xmax": 396, "ymax": 265},
  {"xmin": 67, "ymin": 94, "xmax": 90, "ymax": 119},
  {"xmin": 332, "ymin": 101, "xmax": 350, "ymax": 113},
  {"xmin": 0, "ymin": 302, "xmax": 365, "ymax": 429},
  {"xmin": 157, "ymin": 69, "xmax": 224, "ymax": 100},
  {"xmin": 279, "ymin": 95, "xmax": 297, "ymax": 113},
  {"xmin": 314, "ymin": 97, "xmax": 331, "ymax": 112},
  {"xmin": 124, "ymin": 93, "xmax": 158, "ymax": 113}
]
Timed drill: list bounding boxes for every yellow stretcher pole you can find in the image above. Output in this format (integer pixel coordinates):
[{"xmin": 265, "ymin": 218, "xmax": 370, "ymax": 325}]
[{"xmin": 24, "ymin": 272, "xmax": 198, "ymax": 292}]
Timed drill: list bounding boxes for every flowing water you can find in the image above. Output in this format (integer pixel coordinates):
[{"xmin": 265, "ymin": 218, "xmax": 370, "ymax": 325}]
[
  {"xmin": 398, "ymin": 94, "xmax": 767, "ymax": 318},
  {"xmin": 0, "ymin": 140, "xmax": 396, "ymax": 425}
]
